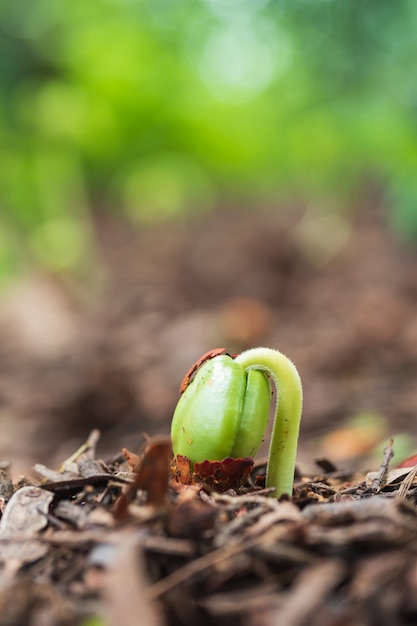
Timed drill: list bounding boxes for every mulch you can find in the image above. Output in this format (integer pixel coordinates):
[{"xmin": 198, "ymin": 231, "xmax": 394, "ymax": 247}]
[{"xmin": 0, "ymin": 433, "xmax": 416, "ymax": 626}]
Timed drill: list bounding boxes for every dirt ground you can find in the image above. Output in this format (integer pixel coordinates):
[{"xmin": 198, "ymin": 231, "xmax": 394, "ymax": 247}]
[
  {"xmin": 1, "ymin": 201, "xmax": 416, "ymax": 473},
  {"xmin": 0, "ymin": 202, "xmax": 417, "ymax": 626}
]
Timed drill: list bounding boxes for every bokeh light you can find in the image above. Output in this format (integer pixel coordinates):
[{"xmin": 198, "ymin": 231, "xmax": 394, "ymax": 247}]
[{"xmin": 1, "ymin": 0, "xmax": 417, "ymax": 281}]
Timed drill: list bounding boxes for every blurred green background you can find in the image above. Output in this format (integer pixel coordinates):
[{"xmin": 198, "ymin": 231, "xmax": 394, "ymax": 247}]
[{"xmin": 1, "ymin": 0, "xmax": 417, "ymax": 284}]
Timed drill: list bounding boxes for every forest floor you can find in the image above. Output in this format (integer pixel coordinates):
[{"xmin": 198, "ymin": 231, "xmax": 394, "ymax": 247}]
[{"xmin": 0, "ymin": 201, "xmax": 417, "ymax": 625}]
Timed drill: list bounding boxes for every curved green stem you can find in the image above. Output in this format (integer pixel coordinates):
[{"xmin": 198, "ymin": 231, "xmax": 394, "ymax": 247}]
[{"xmin": 235, "ymin": 347, "xmax": 303, "ymax": 498}]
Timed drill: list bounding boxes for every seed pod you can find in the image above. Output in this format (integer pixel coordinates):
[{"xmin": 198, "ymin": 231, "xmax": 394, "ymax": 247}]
[
  {"xmin": 171, "ymin": 354, "xmax": 270, "ymax": 464},
  {"xmin": 171, "ymin": 347, "xmax": 303, "ymax": 497}
]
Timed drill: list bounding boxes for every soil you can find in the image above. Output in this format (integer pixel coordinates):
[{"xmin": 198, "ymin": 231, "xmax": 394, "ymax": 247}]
[{"xmin": 0, "ymin": 201, "xmax": 416, "ymax": 625}]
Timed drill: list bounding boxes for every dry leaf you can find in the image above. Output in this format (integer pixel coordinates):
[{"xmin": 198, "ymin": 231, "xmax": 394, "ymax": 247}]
[
  {"xmin": 0, "ymin": 486, "xmax": 53, "ymax": 539},
  {"xmin": 172, "ymin": 455, "xmax": 254, "ymax": 491}
]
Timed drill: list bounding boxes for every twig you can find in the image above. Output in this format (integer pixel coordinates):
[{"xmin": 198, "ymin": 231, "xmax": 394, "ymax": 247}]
[{"xmin": 371, "ymin": 438, "xmax": 394, "ymax": 493}]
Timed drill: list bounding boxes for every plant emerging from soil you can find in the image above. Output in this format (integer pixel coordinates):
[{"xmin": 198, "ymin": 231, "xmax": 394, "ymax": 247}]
[{"xmin": 171, "ymin": 347, "xmax": 303, "ymax": 497}]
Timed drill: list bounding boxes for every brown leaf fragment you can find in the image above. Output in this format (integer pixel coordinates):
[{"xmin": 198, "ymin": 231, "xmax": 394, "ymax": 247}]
[
  {"xmin": 171, "ymin": 455, "xmax": 254, "ymax": 491},
  {"xmin": 121, "ymin": 447, "xmax": 142, "ymax": 472},
  {"xmin": 0, "ymin": 486, "xmax": 53, "ymax": 572},
  {"xmin": 171, "ymin": 454, "xmax": 193, "ymax": 484},
  {"xmin": 0, "ymin": 486, "xmax": 53, "ymax": 539},
  {"xmin": 193, "ymin": 457, "xmax": 254, "ymax": 491},
  {"xmin": 135, "ymin": 438, "xmax": 172, "ymax": 504},
  {"xmin": 115, "ymin": 438, "xmax": 171, "ymax": 519},
  {"xmin": 179, "ymin": 347, "xmax": 229, "ymax": 393}
]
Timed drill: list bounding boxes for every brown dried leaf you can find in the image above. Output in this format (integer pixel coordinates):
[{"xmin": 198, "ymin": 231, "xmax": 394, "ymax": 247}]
[
  {"xmin": 193, "ymin": 457, "xmax": 254, "ymax": 491},
  {"xmin": 121, "ymin": 447, "xmax": 142, "ymax": 473},
  {"xmin": 171, "ymin": 454, "xmax": 192, "ymax": 484},
  {"xmin": 0, "ymin": 486, "xmax": 53, "ymax": 539},
  {"xmin": 0, "ymin": 486, "xmax": 54, "ymax": 571},
  {"xmin": 134, "ymin": 438, "xmax": 171, "ymax": 504},
  {"xmin": 115, "ymin": 438, "xmax": 171, "ymax": 519},
  {"xmin": 171, "ymin": 455, "xmax": 254, "ymax": 492}
]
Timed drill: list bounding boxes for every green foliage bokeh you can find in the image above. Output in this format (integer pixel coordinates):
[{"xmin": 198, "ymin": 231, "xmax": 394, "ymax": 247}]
[{"xmin": 1, "ymin": 0, "xmax": 417, "ymax": 280}]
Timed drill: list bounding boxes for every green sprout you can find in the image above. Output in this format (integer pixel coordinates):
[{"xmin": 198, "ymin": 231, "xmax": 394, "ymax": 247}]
[{"xmin": 171, "ymin": 347, "xmax": 303, "ymax": 497}]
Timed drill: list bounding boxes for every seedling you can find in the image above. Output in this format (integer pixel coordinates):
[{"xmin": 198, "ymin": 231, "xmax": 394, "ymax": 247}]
[{"xmin": 171, "ymin": 347, "xmax": 303, "ymax": 497}]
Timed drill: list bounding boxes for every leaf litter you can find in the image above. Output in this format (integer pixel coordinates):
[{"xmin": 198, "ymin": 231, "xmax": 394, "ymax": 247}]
[{"xmin": 0, "ymin": 434, "xmax": 417, "ymax": 626}]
